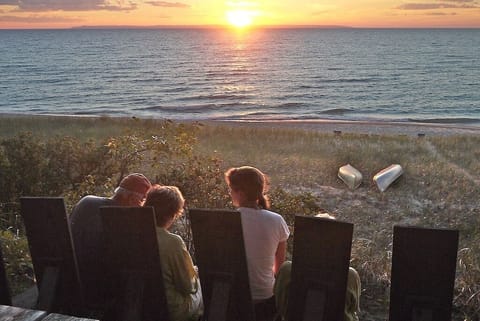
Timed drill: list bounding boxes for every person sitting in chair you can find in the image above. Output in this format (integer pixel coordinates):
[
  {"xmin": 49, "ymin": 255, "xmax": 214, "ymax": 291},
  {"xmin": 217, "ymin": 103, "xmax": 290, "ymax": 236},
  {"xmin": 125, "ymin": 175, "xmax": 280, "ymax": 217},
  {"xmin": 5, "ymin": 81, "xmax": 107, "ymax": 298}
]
[
  {"xmin": 224, "ymin": 166, "xmax": 290, "ymax": 319},
  {"xmin": 70, "ymin": 173, "xmax": 152, "ymax": 310},
  {"xmin": 144, "ymin": 185, "xmax": 203, "ymax": 321},
  {"xmin": 274, "ymin": 212, "xmax": 361, "ymax": 321}
]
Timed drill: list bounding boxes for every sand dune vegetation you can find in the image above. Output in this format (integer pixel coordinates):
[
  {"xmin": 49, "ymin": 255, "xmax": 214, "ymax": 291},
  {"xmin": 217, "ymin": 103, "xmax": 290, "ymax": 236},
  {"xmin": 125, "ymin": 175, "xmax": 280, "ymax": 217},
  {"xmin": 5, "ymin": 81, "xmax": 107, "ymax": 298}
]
[{"xmin": 0, "ymin": 115, "xmax": 479, "ymax": 320}]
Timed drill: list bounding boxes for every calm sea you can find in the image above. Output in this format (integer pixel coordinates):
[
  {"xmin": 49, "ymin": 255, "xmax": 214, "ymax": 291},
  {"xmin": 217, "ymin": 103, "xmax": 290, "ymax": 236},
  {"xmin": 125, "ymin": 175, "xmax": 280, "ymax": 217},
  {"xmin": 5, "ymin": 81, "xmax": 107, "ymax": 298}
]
[{"xmin": 0, "ymin": 28, "xmax": 479, "ymax": 124}]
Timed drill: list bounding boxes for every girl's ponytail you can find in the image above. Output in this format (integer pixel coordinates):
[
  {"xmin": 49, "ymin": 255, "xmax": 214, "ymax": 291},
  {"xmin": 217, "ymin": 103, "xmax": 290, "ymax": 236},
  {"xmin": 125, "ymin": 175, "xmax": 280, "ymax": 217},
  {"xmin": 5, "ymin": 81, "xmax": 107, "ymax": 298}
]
[{"xmin": 258, "ymin": 193, "xmax": 270, "ymax": 210}]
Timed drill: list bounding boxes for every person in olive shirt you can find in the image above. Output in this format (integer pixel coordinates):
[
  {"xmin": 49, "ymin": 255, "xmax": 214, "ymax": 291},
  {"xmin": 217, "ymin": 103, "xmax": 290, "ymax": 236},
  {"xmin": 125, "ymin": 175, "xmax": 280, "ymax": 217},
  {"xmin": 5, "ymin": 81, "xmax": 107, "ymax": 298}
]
[
  {"xmin": 274, "ymin": 212, "xmax": 361, "ymax": 321},
  {"xmin": 144, "ymin": 185, "xmax": 203, "ymax": 321}
]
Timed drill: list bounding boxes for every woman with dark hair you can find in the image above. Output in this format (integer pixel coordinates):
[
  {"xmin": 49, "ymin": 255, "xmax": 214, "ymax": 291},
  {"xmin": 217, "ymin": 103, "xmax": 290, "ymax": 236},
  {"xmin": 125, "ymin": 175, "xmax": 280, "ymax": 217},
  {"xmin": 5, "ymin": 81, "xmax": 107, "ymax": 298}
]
[
  {"xmin": 224, "ymin": 166, "xmax": 290, "ymax": 316},
  {"xmin": 144, "ymin": 185, "xmax": 203, "ymax": 321}
]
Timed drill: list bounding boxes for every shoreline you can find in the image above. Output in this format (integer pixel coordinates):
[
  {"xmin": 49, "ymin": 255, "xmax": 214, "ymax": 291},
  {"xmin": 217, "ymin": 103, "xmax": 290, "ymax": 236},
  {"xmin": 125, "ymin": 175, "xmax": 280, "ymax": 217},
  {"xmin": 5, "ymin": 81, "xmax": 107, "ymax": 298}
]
[
  {"xmin": 207, "ymin": 119, "xmax": 480, "ymax": 136},
  {"xmin": 1, "ymin": 112, "xmax": 480, "ymax": 137}
]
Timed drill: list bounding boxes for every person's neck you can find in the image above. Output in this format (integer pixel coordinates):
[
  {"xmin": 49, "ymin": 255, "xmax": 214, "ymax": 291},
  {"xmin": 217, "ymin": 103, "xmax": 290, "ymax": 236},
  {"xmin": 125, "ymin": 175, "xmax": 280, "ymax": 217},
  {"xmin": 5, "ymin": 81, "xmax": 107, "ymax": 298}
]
[{"xmin": 238, "ymin": 201, "xmax": 260, "ymax": 209}]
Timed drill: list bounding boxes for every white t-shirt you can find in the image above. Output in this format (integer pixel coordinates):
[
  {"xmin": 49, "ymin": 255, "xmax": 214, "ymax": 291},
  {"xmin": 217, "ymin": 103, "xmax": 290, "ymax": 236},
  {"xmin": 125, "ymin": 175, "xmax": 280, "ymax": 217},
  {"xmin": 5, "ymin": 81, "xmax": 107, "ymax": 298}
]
[{"xmin": 238, "ymin": 207, "xmax": 290, "ymax": 300}]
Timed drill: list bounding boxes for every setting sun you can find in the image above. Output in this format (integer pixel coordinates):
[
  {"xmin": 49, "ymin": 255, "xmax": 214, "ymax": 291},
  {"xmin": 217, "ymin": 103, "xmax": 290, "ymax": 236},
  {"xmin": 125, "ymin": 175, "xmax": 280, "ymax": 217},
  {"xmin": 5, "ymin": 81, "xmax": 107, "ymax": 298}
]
[{"xmin": 226, "ymin": 10, "xmax": 254, "ymax": 28}]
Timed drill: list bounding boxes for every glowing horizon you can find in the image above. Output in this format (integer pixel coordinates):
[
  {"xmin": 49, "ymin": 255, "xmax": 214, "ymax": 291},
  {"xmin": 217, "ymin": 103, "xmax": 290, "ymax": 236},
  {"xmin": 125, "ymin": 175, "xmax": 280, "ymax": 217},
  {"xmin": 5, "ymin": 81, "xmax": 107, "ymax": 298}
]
[{"xmin": 0, "ymin": 0, "xmax": 480, "ymax": 29}]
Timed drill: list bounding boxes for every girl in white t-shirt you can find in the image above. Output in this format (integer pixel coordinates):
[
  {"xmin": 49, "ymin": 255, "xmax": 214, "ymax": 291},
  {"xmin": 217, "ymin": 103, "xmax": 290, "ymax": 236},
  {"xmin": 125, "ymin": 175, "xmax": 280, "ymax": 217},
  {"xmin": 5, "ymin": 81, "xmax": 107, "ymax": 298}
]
[{"xmin": 224, "ymin": 166, "xmax": 290, "ymax": 317}]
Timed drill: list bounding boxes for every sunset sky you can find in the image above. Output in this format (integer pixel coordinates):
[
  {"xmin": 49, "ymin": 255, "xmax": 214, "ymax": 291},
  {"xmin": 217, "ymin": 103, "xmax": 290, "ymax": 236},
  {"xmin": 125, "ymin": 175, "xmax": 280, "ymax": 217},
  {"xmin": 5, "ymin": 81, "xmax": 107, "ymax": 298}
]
[{"xmin": 0, "ymin": 0, "xmax": 479, "ymax": 29}]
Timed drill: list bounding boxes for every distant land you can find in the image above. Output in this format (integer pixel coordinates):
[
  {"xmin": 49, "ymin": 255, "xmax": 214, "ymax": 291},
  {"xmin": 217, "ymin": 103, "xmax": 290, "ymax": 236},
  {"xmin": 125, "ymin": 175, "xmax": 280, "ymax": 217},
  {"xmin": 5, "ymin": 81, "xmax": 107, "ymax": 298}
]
[{"xmin": 70, "ymin": 25, "xmax": 354, "ymax": 30}]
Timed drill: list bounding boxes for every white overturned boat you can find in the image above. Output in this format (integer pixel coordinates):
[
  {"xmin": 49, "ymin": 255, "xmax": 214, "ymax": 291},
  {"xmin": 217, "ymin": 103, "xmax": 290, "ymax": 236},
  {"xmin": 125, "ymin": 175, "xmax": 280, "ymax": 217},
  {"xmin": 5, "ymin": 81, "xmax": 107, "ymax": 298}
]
[
  {"xmin": 373, "ymin": 164, "xmax": 404, "ymax": 192},
  {"xmin": 338, "ymin": 164, "xmax": 363, "ymax": 189}
]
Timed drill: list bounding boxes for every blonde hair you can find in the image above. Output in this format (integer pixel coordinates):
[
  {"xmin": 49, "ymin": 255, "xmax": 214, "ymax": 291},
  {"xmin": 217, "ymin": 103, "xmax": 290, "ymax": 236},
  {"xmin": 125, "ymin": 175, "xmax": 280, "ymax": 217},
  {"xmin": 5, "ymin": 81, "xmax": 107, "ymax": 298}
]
[{"xmin": 144, "ymin": 185, "xmax": 185, "ymax": 227}]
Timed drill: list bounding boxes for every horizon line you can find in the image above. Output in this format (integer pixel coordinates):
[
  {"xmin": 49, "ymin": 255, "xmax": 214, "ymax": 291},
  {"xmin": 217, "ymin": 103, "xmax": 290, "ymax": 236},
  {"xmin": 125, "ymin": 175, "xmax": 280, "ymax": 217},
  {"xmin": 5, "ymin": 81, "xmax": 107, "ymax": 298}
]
[{"xmin": 1, "ymin": 24, "xmax": 480, "ymax": 30}]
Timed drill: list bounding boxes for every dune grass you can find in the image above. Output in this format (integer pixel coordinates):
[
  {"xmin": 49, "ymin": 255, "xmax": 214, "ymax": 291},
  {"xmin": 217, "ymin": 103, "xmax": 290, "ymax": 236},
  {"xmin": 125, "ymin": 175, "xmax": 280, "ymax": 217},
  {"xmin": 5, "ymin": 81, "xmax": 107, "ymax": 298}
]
[
  {"xmin": 1, "ymin": 115, "xmax": 479, "ymax": 320},
  {"xmin": 195, "ymin": 123, "xmax": 480, "ymax": 320}
]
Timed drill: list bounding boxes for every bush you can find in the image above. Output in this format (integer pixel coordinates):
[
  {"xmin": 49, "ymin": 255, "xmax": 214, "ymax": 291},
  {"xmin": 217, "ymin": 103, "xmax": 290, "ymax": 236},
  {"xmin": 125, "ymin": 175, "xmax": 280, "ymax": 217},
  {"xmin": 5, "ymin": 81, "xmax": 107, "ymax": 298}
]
[
  {"xmin": 1, "ymin": 120, "xmax": 479, "ymax": 321},
  {"xmin": 0, "ymin": 230, "xmax": 33, "ymax": 294},
  {"xmin": 0, "ymin": 120, "xmax": 204, "ymax": 294}
]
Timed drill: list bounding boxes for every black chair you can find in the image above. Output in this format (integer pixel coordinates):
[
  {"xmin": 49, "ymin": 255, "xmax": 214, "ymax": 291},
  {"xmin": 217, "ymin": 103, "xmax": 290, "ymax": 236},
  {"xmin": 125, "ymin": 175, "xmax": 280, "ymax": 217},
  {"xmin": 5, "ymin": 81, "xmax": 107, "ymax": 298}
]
[
  {"xmin": 287, "ymin": 215, "xmax": 354, "ymax": 321},
  {"xmin": 189, "ymin": 208, "xmax": 256, "ymax": 321},
  {"xmin": 99, "ymin": 206, "xmax": 170, "ymax": 321},
  {"xmin": 0, "ymin": 304, "xmax": 47, "ymax": 321},
  {"xmin": 19, "ymin": 197, "xmax": 83, "ymax": 315},
  {"xmin": 0, "ymin": 240, "xmax": 12, "ymax": 305},
  {"xmin": 42, "ymin": 312, "xmax": 99, "ymax": 320},
  {"xmin": 389, "ymin": 225, "xmax": 459, "ymax": 321}
]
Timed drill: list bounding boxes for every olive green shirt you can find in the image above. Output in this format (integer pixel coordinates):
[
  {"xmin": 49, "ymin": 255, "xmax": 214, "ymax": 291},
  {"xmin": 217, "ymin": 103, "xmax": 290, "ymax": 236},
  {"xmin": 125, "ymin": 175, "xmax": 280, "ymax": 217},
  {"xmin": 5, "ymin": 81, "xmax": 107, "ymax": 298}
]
[
  {"xmin": 156, "ymin": 227, "xmax": 202, "ymax": 321},
  {"xmin": 275, "ymin": 262, "xmax": 360, "ymax": 321}
]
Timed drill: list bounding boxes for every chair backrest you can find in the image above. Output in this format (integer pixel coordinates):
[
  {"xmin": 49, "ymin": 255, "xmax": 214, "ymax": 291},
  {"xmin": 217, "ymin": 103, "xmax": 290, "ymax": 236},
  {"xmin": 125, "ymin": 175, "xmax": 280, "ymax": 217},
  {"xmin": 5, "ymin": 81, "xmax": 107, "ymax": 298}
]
[
  {"xmin": 0, "ymin": 304, "xmax": 47, "ymax": 321},
  {"xmin": 0, "ymin": 241, "xmax": 12, "ymax": 305},
  {"xmin": 43, "ymin": 312, "xmax": 99, "ymax": 321},
  {"xmin": 189, "ymin": 208, "xmax": 255, "ymax": 321},
  {"xmin": 389, "ymin": 225, "xmax": 459, "ymax": 321},
  {"xmin": 99, "ymin": 206, "xmax": 169, "ymax": 321},
  {"xmin": 287, "ymin": 215, "xmax": 354, "ymax": 321},
  {"xmin": 19, "ymin": 197, "xmax": 82, "ymax": 314}
]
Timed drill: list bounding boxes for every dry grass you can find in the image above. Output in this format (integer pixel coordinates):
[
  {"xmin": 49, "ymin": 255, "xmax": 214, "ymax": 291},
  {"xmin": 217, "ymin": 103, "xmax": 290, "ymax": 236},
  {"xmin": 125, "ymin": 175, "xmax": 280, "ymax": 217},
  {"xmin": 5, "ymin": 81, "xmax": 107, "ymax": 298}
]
[
  {"xmin": 196, "ymin": 123, "xmax": 480, "ymax": 320},
  {"xmin": 1, "ymin": 116, "xmax": 479, "ymax": 320}
]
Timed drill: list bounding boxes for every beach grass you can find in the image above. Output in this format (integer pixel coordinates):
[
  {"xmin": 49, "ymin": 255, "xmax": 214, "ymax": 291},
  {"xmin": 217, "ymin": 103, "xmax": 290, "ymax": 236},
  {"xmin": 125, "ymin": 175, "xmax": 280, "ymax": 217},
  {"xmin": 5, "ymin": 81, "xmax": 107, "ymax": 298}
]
[
  {"xmin": 192, "ymin": 122, "xmax": 480, "ymax": 320},
  {"xmin": 0, "ymin": 115, "xmax": 479, "ymax": 320}
]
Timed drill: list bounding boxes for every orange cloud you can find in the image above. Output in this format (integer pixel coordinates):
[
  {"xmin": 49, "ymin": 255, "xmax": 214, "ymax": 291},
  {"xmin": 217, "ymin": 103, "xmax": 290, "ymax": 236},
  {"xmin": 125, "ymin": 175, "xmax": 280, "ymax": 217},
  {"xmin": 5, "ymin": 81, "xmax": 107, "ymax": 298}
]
[
  {"xmin": 397, "ymin": 2, "xmax": 480, "ymax": 10},
  {"xmin": 424, "ymin": 11, "xmax": 458, "ymax": 14},
  {"xmin": 1, "ymin": 0, "xmax": 137, "ymax": 11},
  {"xmin": 0, "ymin": 13, "xmax": 82, "ymax": 22}
]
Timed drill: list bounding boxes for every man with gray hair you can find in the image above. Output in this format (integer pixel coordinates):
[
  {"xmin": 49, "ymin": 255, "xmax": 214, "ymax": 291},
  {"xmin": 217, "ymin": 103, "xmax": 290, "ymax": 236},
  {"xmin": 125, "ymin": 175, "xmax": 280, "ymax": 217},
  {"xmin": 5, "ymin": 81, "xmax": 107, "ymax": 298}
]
[{"xmin": 69, "ymin": 173, "xmax": 152, "ymax": 313}]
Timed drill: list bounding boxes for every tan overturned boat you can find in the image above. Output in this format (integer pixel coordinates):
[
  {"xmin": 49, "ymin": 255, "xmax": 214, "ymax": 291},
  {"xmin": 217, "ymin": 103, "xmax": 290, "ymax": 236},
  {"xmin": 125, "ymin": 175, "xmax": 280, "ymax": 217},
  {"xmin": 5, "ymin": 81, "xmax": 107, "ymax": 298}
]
[
  {"xmin": 373, "ymin": 164, "xmax": 403, "ymax": 192},
  {"xmin": 338, "ymin": 164, "xmax": 363, "ymax": 189}
]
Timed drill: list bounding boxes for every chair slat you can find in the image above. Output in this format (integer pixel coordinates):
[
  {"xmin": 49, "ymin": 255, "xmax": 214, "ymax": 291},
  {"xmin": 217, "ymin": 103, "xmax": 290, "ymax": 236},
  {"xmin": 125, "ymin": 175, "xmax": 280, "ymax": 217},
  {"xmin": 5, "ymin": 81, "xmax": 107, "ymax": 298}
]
[
  {"xmin": 189, "ymin": 208, "xmax": 255, "ymax": 321},
  {"xmin": 389, "ymin": 225, "xmax": 459, "ymax": 321},
  {"xmin": 287, "ymin": 216, "xmax": 353, "ymax": 321},
  {"xmin": 20, "ymin": 197, "xmax": 82, "ymax": 315},
  {"xmin": 0, "ymin": 241, "xmax": 12, "ymax": 305},
  {"xmin": 100, "ymin": 206, "xmax": 170, "ymax": 321}
]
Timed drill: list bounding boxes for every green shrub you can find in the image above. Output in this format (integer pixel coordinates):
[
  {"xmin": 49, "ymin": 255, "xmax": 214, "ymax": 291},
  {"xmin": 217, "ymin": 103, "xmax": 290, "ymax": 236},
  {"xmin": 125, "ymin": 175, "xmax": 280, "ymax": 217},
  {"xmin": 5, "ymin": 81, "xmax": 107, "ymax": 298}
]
[
  {"xmin": 0, "ymin": 230, "xmax": 33, "ymax": 295},
  {"xmin": 0, "ymin": 119, "xmax": 479, "ymax": 320},
  {"xmin": 0, "ymin": 120, "xmax": 204, "ymax": 294}
]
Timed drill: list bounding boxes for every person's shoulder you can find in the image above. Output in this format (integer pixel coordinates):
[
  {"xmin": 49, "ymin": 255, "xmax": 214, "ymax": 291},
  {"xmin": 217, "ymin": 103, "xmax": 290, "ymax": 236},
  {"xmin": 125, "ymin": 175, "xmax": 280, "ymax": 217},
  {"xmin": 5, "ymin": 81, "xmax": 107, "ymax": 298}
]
[
  {"xmin": 261, "ymin": 209, "xmax": 284, "ymax": 220},
  {"xmin": 262, "ymin": 210, "xmax": 289, "ymax": 232},
  {"xmin": 169, "ymin": 231, "xmax": 186, "ymax": 245},
  {"xmin": 72, "ymin": 195, "xmax": 113, "ymax": 213},
  {"xmin": 77, "ymin": 195, "xmax": 111, "ymax": 204},
  {"xmin": 157, "ymin": 228, "xmax": 185, "ymax": 246}
]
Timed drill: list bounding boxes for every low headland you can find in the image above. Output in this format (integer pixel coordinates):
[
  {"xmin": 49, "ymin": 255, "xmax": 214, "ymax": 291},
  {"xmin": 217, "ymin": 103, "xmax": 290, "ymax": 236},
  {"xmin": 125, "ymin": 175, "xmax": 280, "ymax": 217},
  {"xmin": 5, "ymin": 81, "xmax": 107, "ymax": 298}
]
[{"xmin": 0, "ymin": 114, "xmax": 479, "ymax": 320}]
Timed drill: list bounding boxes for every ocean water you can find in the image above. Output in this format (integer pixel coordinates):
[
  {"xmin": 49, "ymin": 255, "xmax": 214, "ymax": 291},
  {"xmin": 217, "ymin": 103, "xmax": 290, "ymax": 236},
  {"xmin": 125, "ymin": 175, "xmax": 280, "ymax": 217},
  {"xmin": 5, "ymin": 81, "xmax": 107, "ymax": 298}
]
[{"xmin": 0, "ymin": 28, "xmax": 479, "ymax": 124}]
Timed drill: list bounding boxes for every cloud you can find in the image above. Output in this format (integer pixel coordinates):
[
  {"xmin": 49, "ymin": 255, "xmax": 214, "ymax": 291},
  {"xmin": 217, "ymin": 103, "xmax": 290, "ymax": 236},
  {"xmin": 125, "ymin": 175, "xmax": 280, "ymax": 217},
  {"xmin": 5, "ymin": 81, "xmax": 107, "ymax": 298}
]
[
  {"xmin": 0, "ymin": 14, "xmax": 83, "ymax": 22},
  {"xmin": 312, "ymin": 10, "xmax": 330, "ymax": 16},
  {"xmin": 0, "ymin": 0, "xmax": 137, "ymax": 11},
  {"xmin": 424, "ymin": 11, "xmax": 458, "ymax": 14},
  {"xmin": 145, "ymin": 1, "xmax": 189, "ymax": 8},
  {"xmin": 397, "ymin": 2, "xmax": 480, "ymax": 9},
  {"xmin": 225, "ymin": 1, "xmax": 258, "ymax": 8}
]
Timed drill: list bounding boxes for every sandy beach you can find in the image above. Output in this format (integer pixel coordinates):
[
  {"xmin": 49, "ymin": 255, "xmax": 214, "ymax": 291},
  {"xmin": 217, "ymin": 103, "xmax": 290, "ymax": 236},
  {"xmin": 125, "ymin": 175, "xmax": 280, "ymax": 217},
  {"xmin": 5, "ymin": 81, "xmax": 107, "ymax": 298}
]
[
  {"xmin": 210, "ymin": 119, "xmax": 480, "ymax": 136},
  {"xmin": 1, "ymin": 113, "xmax": 479, "ymax": 137}
]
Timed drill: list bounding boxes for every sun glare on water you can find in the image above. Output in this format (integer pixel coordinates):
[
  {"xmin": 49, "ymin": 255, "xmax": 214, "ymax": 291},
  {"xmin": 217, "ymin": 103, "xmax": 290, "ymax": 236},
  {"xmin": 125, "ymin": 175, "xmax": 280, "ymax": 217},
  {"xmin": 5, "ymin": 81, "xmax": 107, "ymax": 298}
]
[{"xmin": 226, "ymin": 10, "xmax": 254, "ymax": 28}]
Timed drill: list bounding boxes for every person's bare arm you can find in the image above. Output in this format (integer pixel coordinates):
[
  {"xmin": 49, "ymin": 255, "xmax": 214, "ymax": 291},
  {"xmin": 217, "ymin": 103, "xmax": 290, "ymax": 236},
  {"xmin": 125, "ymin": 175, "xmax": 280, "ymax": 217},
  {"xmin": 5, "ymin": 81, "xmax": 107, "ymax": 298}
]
[{"xmin": 274, "ymin": 240, "xmax": 287, "ymax": 276}]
